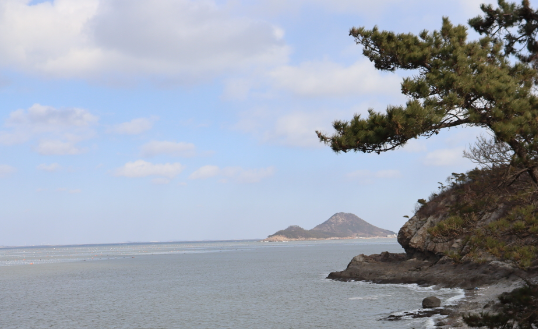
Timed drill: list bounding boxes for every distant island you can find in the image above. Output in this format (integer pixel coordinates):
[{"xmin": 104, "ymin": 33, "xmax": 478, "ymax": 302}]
[{"xmin": 263, "ymin": 212, "xmax": 396, "ymax": 242}]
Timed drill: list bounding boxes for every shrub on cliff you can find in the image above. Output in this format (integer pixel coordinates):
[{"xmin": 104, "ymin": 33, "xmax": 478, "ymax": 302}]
[{"xmin": 419, "ymin": 167, "xmax": 538, "ymax": 268}]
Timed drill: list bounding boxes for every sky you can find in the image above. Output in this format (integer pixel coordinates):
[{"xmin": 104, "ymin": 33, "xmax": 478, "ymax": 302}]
[{"xmin": 0, "ymin": 0, "xmax": 499, "ymax": 246}]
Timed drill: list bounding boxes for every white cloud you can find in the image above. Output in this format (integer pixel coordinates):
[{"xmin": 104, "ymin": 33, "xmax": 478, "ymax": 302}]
[
  {"xmin": 234, "ymin": 105, "xmax": 375, "ymax": 148},
  {"xmin": 0, "ymin": 130, "xmax": 28, "ymax": 145},
  {"xmin": 0, "ymin": 104, "xmax": 97, "ymax": 154},
  {"xmin": 375, "ymin": 170, "xmax": 402, "ymax": 178},
  {"xmin": 423, "ymin": 147, "xmax": 466, "ymax": 166},
  {"xmin": 401, "ymin": 139, "xmax": 427, "ymax": 153},
  {"xmin": 0, "ymin": 0, "xmax": 289, "ymax": 84},
  {"xmin": 444, "ymin": 127, "xmax": 486, "ymax": 147},
  {"xmin": 189, "ymin": 165, "xmax": 220, "ymax": 180},
  {"xmin": 189, "ymin": 165, "xmax": 275, "ymax": 183},
  {"xmin": 457, "ymin": 0, "xmax": 496, "ymax": 17},
  {"xmin": 69, "ymin": 189, "xmax": 82, "ymax": 194},
  {"xmin": 114, "ymin": 160, "xmax": 185, "ymax": 178},
  {"xmin": 0, "ymin": 164, "xmax": 15, "ymax": 177},
  {"xmin": 269, "ymin": 112, "xmax": 329, "ymax": 147},
  {"xmin": 347, "ymin": 169, "xmax": 401, "ymax": 184},
  {"xmin": 222, "ymin": 166, "xmax": 275, "ymax": 183},
  {"xmin": 249, "ymin": 0, "xmax": 493, "ymax": 20},
  {"xmin": 222, "ymin": 77, "xmax": 254, "ymax": 100},
  {"xmin": 223, "ymin": 58, "xmax": 403, "ymax": 101},
  {"xmin": 268, "ymin": 60, "xmax": 401, "ymax": 98},
  {"xmin": 151, "ymin": 178, "xmax": 171, "ymax": 185},
  {"xmin": 109, "ymin": 117, "xmax": 157, "ymax": 135},
  {"xmin": 36, "ymin": 140, "xmax": 84, "ymax": 155},
  {"xmin": 140, "ymin": 141, "xmax": 196, "ymax": 157},
  {"xmin": 234, "ymin": 109, "xmax": 337, "ymax": 148},
  {"xmin": 245, "ymin": 0, "xmax": 400, "ymax": 16},
  {"xmin": 7, "ymin": 104, "xmax": 98, "ymax": 131},
  {"xmin": 37, "ymin": 163, "xmax": 61, "ymax": 172}
]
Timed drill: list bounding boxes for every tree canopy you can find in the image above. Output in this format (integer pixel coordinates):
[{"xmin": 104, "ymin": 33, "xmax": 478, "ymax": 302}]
[{"xmin": 317, "ymin": 0, "xmax": 538, "ymax": 184}]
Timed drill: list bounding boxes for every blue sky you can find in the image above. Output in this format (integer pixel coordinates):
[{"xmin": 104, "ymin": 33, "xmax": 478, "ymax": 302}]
[{"xmin": 0, "ymin": 0, "xmax": 497, "ymax": 246}]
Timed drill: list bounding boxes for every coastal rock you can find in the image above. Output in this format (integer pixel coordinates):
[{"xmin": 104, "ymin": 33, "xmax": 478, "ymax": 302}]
[
  {"xmin": 422, "ymin": 296, "xmax": 441, "ymax": 308},
  {"xmin": 328, "ymin": 169, "xmax": 538, "ymax": 327},
  {"xmin": 398, "ymin": 212, "xmax": 457, "ymax": 259},
  {"xmin": 397, "ymin": 192, "xmax": 509, "ymax": 261},
  {"xmin": 328, "ymin": 252, "xmax": 522, "ymax": 288},
  {"xmin": 328, "ymin": 188, "xmax": 533, "ymax": 288},
  {"xmin": 263, "ymin": 235, "xmax": 289, "ymax": 242}
]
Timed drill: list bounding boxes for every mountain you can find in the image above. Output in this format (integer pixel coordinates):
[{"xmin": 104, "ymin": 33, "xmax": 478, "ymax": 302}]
[
  {"xmin": 264, "ymin": 212, "xmax": 396, "ymax": 241},
  {"xmin": 312, "ymin": 213, "xmax": 395, "ymax": 237}
]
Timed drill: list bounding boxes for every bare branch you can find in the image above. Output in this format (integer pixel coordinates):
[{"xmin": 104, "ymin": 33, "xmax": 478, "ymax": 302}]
[{"xmin": 463, "ymin": 135, "xmax": 514, "ymax": 169}]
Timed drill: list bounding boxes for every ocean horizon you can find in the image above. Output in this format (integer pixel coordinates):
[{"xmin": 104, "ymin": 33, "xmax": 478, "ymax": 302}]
[{"xmin": 0, "ymin": 239, "xmax": 463, "ymax": 328}]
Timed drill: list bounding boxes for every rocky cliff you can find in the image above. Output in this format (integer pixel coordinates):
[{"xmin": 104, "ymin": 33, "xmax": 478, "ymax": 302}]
[
  {"xmin": 329, "ymin": 169, "xmax": 538, "ymax": 284},
  {"xmin": 327, "ymin": 168, "xmax": 538, "ymax": 327}
]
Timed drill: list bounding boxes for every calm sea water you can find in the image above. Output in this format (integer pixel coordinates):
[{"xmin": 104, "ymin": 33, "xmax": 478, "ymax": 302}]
[{"xmin": 0, "ymin": 239, "xmax": 463, "ymax": 328}]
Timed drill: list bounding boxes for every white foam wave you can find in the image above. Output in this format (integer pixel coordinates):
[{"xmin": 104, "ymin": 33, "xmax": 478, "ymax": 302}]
[
  {"xmin": 444, "ymin": 288, "xmax": 466, "ymax": 305},
  {"xmin": 349, "ymin": 294, "xmax": 392, "ymax": 300}
]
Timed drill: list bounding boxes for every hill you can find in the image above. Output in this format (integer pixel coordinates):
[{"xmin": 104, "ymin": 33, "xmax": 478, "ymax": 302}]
[
  {"xmin": 264, "ymin": 212, "xmax": 396, "ymax": 241},
  {"xmin": 312, "ymin": 212, "xmax": 395, "ymax": 237}
]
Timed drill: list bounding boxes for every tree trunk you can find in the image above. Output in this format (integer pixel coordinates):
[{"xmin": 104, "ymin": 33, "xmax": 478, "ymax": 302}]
[
  {"xmin": 507, "ymin": 138, "xmax": 538, "ymax": 188},
  {"xmin": 528, "ymin": 167, "xmax": 538, "ymax": 187}
]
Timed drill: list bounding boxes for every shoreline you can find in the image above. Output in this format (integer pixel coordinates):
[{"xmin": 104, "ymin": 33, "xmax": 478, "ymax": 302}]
[
  {"xmin": 327, "ymin": 251, "xmax": 537, "ymax": 327},
  {"xmin": 436, "ymin": 279, "xmax": 525, "ymax": 328},
  {"xmin": 261, "ymin": 235, "xmax": 397, "ymax": 242}
]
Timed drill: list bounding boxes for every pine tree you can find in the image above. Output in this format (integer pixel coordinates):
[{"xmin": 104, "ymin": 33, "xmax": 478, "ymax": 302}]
[{"xmin": 317, "ymin": 0, "xmax": 538, "ymax": 185}]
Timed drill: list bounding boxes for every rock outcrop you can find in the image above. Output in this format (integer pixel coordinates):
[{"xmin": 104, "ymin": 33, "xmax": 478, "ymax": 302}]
[
  {"xmin": 328, "ymin": 169, "xmax": 538, "ymax": 287},
  {"xmin": 327, "ymin": 251, "xmax": 522, "ymax": 288},
  {"xmin": 327, "ymin": 168, "xmax": 538, "ymax": 327},
  {"xmin": 422, "ymin": 296, "xmax": 441, "ymax": 308},
  {"xmin": 397, "ymin": 195, "xmax": 506, "ymax": 262}
]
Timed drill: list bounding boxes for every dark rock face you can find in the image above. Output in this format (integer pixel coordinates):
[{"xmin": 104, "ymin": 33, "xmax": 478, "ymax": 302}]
[
  {"xmin": 326, "ymin": 180, "xmax": 538, "ymax": 289},
  {"xmin": 327, "ymin": 251, "xmax": 522, "ymax": 289},
  {"xmin": 422, "ymin": 296, "xmax": 441, "ymax": 308},
  {"xmin": 396, "ymin": 199, "xmax": 505, "ymax": 261}
]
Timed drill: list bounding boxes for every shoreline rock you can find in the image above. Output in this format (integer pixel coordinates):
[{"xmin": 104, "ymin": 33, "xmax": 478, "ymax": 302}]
[
  {"xmin": 422, "ymin": 296, "xmax": 441, "ymax": 308},
  {"xmin": 327, "ymin": 251, "xmax": 526, "ymax": 288},
  {"xmin": 327, "ymin": 251, "xmax": 537, "ymax": 327},
  {"xmin": 325, "ymin": 170, "xmax": 538, "ymax": 327}
]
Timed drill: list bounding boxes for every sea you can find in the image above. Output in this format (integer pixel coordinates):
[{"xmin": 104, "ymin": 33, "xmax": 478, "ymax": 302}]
[{"xmin": 0, "ymin": 238, "xmax": 464, "ymax": 328}]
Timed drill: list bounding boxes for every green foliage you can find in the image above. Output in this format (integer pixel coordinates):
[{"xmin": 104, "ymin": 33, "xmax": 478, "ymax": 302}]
[
  {"xmin": 463, "ymin": 282, "xmax": 538, "ymax": 328},
  {"xmin": 464, "ymin": 187, "xmax": 538, "ymax": 268},
  {"xmin": 417, "ymin": 165, "xmax": 538, "ymax": 269},
  {"xmin": 479, "ymin": 209, "xmax": 538, "ymax": 268},
  {"xmin": 446, "ymin": 250, "xmax": 463, "ymax": 263},
  {"xmin": 469, "ymin": 0, "xmax": 538, "ymax": 71},
  {"xmin": 428, "ymin": 215, "xmax": 467, "ymax": 238},
  {"xmin": 317, "ymin": 0, "xmax": 538, "ymax": 184}
]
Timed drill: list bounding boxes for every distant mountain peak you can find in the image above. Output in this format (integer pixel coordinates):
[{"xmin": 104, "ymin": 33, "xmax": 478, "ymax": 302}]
[
  {"xmin": 264, "ymin": 213, "xmax": 396, "ymax": 241},
  {"xmin": 286, "ymin": 225, "xmax": 303, "ymax": 230}
]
